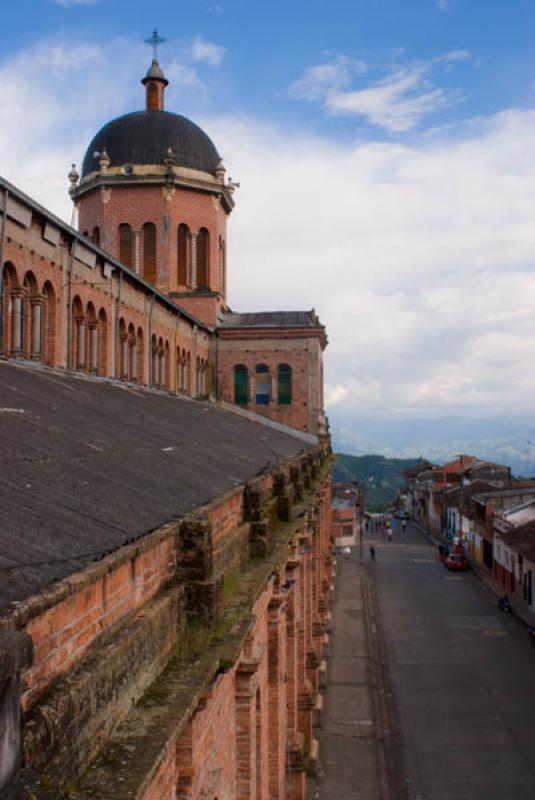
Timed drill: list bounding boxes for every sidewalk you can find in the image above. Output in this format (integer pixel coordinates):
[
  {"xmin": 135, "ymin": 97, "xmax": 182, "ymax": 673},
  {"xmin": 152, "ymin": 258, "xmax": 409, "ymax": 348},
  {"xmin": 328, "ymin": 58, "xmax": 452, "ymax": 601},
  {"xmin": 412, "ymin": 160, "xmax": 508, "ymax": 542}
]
[
  {"xmin": 413, "ymin": 521, "xmax": 535, "ymax": 628},
  {"xmin": 311, "ymin": 554, "xmax": 405, "ymax": 800}
]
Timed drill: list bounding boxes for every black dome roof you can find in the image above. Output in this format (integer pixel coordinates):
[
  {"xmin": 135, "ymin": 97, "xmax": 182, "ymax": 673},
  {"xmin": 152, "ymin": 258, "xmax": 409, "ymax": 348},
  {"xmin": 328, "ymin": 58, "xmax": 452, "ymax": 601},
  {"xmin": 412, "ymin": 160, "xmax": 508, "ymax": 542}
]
[{"xmin": 81, "ymin": 110, "xmax": 221, "ymax": 177}]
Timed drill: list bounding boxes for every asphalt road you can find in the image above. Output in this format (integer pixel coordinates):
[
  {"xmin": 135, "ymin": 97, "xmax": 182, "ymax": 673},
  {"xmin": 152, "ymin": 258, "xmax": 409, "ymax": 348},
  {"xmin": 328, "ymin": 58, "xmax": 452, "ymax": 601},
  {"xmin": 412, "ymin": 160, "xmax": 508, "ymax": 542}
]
[{"xmin": 370, "ymin": 521, "xmax": 535, "ymax": 800}]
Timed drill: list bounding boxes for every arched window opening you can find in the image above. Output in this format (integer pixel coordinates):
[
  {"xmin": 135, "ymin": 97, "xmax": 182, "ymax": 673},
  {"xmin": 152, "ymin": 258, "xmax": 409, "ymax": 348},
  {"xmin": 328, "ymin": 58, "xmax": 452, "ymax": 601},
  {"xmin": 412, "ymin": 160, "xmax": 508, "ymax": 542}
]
[
  {"xmin": 72, "ymin": 296, "xmax": 85, "ymax": 370},
  {"xmin": 86, "ymin": 302, "xmax": 97, "ymax": 373},
  {"xmin": 158, "ymin": 337, "xmax": 165, "ymax": 388},
  {"xmin": 147, "ymin": 82, "xmax": 159, "ymax": 111},
  {"xmin": 151, "ymin": 335, "xmax": 158, "ymax": 386},
  {"xmin": 234, "ymin": 364, "xmax": 248, "ymax": 405},
  {"xmin": 277, "ymin": 364, "xmax": 292, "ymax": 405},
  {"xmin": 23, "ymin": 272, "xmax": 40, "ymax": 360},
  {"xmin": 119, "ymin": 223, "xmax": 133, "ymax": 268},
  {"xmin": 186, "ymin": 351, "xmax": 191, "ymax": 393},
  {"xmin": 196, "ymin": 357, "xmax": 201, "ymax": 396},
  {"xmin": 92, "ymin": 226, "xmax": 100, "ymax": 247},
  {"xmin": 255, "ymin": 364, "xmax": 270, "ymax": 405},
  {"xmin": 143, "ymin": 222, "xmax": 157, "ymax": 285},
  {"xmin": 128, "ymin": 323, "xmax": 136, "ymax": 381},
  {"xmin": 2, "ymin": 263, "xmax": 19, "ymax": 356},
  {"xmin": 42, "ymin": 281, "xmax": 56, "ymax": 366},
  {"xmin": 97, "ymin": 308, "xmax": 107, "ymax": 376},
  {"xmin": 136, "ymin": 327, "xmax": 144, "ymax": 383},
  {"xmin": 163, "ymin": 341, "xmax": 170, "ymax": 389},
  {"xmin": 119, "ymin": 319, "xmax": 128, "ymax": 379},
  {"xmin": 197, "ymin": 227, "xmax": 210, "ymax": 289},
  {"xmin": 177, "ymin": 224, "xmax": 191, "ymax": 287}
]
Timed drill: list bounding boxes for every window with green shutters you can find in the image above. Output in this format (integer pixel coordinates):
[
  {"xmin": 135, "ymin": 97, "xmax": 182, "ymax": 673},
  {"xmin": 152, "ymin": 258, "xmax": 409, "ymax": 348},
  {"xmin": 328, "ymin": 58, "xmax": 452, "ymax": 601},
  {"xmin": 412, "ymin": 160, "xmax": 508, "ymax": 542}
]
[
  {"xmin": 234, "ymin": 364, "xmax": 248, "ymax": 405},
  {"xmin": 278, "ymin": 364, "xmax": 292, "ymax": 405}
]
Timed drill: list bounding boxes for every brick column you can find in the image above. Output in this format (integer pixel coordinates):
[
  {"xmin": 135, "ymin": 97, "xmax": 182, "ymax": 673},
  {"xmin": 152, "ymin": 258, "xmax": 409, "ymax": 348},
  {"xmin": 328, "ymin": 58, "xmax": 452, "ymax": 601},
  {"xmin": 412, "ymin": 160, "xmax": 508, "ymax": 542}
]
[
  {"xmin": 235, "ymin": 659, "xmax": 260, "ymax": 800},
  {"xmin": 267, "ymin": 594, "xmax": 286, "ymax": 800},
  {"xmin": 190, "ymin": 233, "xmax": 197, "ymax": 289},
  {"xmin": 30, "ymin": 298, "xmax": 44, "ymax": 359},
  {"xmin": 10, "ymin": 293, "xmax": 22, "ymax": 354}
]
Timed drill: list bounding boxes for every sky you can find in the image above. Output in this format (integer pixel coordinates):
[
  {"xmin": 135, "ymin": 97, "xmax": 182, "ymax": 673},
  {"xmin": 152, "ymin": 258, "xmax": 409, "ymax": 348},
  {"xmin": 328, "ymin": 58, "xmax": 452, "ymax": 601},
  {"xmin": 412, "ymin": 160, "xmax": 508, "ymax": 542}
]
[{"xmin": 2, "ymin": 0, "xmax": 535, "ymax": 458}]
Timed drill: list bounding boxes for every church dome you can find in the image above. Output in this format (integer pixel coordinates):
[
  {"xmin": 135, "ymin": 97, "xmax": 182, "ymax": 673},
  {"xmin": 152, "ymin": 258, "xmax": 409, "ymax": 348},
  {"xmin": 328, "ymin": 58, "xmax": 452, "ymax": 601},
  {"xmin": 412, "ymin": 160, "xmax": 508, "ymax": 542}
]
[{"xmin": 81, "ymin": 109, "xmax": 221, "ymax": 178}]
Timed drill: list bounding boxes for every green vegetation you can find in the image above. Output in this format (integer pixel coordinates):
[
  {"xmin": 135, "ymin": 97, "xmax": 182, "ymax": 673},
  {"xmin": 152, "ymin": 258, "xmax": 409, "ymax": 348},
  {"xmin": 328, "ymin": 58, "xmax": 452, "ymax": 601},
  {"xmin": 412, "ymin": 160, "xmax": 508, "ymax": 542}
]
[{"xmin": 333, "ymin": 453, "xmax": 426, "ymax": 512}]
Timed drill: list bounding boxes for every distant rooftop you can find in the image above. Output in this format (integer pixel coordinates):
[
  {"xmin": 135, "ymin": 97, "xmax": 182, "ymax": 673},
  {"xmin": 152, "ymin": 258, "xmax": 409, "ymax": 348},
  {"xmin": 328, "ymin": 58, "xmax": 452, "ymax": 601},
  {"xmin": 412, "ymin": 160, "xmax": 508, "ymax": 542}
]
[{"xmin": 219, "ymin": 310, "xmax": 322, "ymax": 329}]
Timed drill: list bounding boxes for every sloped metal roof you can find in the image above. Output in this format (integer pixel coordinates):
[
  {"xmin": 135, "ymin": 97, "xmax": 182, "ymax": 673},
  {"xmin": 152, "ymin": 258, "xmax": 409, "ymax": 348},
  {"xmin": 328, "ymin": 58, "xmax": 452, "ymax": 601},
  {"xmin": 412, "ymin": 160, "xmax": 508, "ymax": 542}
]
[
  {"xmin": 219, "ymin": 310, "xmax": 321, "ymax": 329},
  {"xmin": 0, "ymin": 361, "xmax": 313, "ymax": 610}
]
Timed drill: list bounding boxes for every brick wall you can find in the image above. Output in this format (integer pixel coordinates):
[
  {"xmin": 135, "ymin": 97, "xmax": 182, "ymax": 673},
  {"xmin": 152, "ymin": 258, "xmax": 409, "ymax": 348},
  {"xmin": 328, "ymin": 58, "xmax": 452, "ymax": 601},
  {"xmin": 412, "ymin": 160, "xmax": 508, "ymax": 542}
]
[
  {"xmin": 1, "ymin": 446, "xmax": 333, "ymax": 798},
  {"xmin": 217, "ymin": 332, "xmax": 325, "ymax": 435},
  {"xmin": 1, "ymin": 214, "xmax": 211, "ymax": 397}
]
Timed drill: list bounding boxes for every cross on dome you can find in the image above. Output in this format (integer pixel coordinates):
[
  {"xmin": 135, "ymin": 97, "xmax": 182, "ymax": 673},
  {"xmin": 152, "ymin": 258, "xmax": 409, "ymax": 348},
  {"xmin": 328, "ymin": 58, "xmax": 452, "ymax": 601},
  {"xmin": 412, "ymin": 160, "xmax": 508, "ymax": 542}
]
[{"xmin": 144, "ymin": 29, "xmax": 166, "ymax": 60}]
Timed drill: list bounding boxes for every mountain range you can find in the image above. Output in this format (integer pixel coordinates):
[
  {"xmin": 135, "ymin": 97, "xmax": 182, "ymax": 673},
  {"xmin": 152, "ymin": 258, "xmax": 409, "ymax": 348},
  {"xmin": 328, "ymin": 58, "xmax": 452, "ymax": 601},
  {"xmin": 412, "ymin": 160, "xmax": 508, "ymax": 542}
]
[{"xmin": 330, "ymin": 413, "xmax": 535, "ymax": 478}]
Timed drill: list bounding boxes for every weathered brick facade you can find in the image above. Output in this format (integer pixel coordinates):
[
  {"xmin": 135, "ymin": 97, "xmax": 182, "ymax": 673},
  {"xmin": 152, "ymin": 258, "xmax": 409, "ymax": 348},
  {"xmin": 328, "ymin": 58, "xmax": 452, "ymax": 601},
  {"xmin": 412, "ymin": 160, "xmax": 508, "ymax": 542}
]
[
  {"xmin": 1, "ymin": 447, "xmax": 332, "ymax": 799},
  {"xmin": 0, "ymin": 53, "xmax": 332, "ymax": 799}
]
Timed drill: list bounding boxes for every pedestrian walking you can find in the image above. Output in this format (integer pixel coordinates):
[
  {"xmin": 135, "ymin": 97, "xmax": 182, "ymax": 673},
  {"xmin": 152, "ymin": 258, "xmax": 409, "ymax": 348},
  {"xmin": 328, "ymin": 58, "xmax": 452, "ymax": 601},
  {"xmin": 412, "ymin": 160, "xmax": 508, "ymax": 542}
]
[
  {"xmin": 402, "ymin": 520, "xmax": 407, "ymax": 532},
  {"xmin": 387, "ymin": 529, "xmax": 392, "ymax": 542},
  {"xmin": 369, "ymin": 545, "xmax": 376, "ymax": 562}
]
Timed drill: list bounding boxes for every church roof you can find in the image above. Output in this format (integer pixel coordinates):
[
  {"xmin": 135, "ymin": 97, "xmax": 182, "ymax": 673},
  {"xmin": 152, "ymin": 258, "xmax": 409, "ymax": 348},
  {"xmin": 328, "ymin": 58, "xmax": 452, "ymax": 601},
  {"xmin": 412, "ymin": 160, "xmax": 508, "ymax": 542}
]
[
  {"xmin": 0, "ymin": 362, "xmax": 315, "ymax": 611},
  {"xmin": 219, "ymin": 310, "xmax": 322, "ymax": 329},
  {"xmin": 81, "ymin": 110, "xmax": 221, "ymax": 177}
]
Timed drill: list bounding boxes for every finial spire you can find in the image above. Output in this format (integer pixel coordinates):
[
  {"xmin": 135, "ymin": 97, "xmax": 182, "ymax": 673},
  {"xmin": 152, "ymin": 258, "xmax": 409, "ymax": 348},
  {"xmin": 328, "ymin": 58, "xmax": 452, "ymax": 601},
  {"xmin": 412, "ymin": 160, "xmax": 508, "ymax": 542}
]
[{"xmin": 145, "ymin": 29, "xmax": 166, "ymax": 61}]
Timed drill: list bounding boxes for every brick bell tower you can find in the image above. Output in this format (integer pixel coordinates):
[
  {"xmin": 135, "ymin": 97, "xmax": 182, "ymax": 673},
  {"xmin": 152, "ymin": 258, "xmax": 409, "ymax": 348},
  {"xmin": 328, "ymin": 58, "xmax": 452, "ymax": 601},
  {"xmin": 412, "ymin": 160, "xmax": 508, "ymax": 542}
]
[{"xmin": 69, "ymin": 41, "xmax": 236, "ymax": 327}]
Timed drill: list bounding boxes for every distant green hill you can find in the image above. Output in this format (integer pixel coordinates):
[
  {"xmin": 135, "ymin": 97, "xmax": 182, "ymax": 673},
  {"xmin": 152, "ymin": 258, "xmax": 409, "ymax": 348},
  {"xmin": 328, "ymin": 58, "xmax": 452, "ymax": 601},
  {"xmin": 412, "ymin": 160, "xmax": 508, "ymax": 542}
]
[{"xmin": 333, "ymin": 453, "xmax": 426, "ymax": 512}]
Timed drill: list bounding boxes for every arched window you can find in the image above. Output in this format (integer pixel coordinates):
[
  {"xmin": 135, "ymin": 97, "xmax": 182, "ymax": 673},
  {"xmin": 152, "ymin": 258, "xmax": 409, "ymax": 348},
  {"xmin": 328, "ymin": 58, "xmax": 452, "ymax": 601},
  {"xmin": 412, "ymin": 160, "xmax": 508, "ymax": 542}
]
[
  {"xmin": 98, "ymin": 308, "xmax": 107, "ymax": 376},
  {"xmin": 151, "ymin": 335, "xmax": 158, "ymax": 386},
  {"xmin": 42, "ymin": 281, "xmax": 56, "ymax": 366},
  {"xmin": 136, "ymin": 327, "xmax": 144, "ymax": 383},
  {"xmin": 23, "ymin": 271, "xmax": 39, "ymax": 360},
  {"xmin": 72, "ymin": 296, "xmax": 85, "ymax": 369},
  {"xmin": 119, "ymin": 223, "xmax": 133, "ymax": 268},
  {"xmin": 255, "ymin": 364, "xmax": 270, "ymax": 405},
  {"xmin": 177, "ymin": 224, "xmax": 190, "ymax": 287},
  {"xmin": 86, "ymin": 302, "xmax": 97, "ymax": 372},
  {"xmin": 2, "ymin": 263, "xmax": 17, "ymax": 355},
  {"xmin": 92, "ymin": 226, "xmax": 100, "ymax": 247},
  {"xmin": 277, "ymin": 364, "xmax": 292, "ymax": 405},
  {"xmin": 128, "ymin": 323, "xmax": 136, "ymax": 381},
  {"xmin": 197, "ymin": 227, "xmax": 209, "ymax": 288},
  {"xmin": 234, "ymin": 364, "xmax": 248, "ymax": 405},
  {"xmin": 119, "ymin": 318, "xmax": 128, "ymax": 379},
  {"xmin": 143, "ymin": 222, "xmax": 157, "ymax": 285}
]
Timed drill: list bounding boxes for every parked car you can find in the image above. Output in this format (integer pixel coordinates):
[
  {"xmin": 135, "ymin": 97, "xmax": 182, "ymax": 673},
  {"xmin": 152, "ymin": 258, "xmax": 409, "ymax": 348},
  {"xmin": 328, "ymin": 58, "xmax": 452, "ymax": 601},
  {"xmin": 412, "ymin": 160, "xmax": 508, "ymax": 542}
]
[{"xmin": 444, "ymin": 553, "xmax": 470, "ymax": 571}]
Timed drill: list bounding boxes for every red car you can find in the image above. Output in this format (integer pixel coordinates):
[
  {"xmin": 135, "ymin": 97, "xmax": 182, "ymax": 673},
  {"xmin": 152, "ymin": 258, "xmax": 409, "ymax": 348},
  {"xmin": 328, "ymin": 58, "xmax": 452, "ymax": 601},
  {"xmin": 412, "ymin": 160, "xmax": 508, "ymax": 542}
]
[{"xmin": 444, "ymin": 553, "xmax": 470, "ymax": 571}]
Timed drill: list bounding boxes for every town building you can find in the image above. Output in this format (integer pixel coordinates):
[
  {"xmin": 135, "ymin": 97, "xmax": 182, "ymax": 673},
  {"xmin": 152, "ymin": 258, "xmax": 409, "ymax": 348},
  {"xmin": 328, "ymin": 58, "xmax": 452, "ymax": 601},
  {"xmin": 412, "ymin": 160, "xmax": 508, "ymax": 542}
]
[
  {"xmin": 331, "ymin": 483, "xmax": 362, "ymax": 548},
  {"xmin": 0, "ymin": 52, "xmax": 332, "ymax": 800}
]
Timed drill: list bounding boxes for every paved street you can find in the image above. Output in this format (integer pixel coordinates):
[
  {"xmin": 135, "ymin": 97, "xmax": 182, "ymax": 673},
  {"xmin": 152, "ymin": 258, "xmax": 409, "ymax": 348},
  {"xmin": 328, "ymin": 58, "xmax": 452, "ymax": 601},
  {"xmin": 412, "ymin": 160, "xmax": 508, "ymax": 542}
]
[
  {"xmin": 316, "ymin": 522, "xmax": 535, "ymax": 800},
  {"xmin": 371, "ymin": 521, "xmax": 535, "ymax": 800}
]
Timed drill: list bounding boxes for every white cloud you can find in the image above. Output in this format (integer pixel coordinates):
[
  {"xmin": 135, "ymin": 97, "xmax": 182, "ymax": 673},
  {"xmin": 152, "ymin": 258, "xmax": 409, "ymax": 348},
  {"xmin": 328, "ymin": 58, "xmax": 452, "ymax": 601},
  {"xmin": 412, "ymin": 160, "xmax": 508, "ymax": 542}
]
[
  {"xmin": 326, "ymin": 65, "xmax": 457, "ymax": 133},
  {"xmin": 3, "ymin": 36, "xmax": 535, "ymax": 427},
  {"xmin": 289, "ymin": 55, "xmax": 367, "ymax": 102},
  {"xmin": 190, "ymin": 37, "xmax": 225, "ymax": 67},
  {"xmin": 437, "ymin": 0, "xmax": 450, "ymax": 10},
  {"xmin": 291, "ymin": 52, "xmax": 469, "ymax": 133}
]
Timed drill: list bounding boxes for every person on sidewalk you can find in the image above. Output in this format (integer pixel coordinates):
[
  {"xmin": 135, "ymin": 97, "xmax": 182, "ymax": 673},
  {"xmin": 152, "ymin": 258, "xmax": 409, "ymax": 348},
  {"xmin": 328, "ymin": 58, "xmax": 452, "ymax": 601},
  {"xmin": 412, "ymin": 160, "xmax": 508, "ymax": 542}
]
[{"xmin": 369, "ymin": 545, "xmax": 376, "ymax": 562}]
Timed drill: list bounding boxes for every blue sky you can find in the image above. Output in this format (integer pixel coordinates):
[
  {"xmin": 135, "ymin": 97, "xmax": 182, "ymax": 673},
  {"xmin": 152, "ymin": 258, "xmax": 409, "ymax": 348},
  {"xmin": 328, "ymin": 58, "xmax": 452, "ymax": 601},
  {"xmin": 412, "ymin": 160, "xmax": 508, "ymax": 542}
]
[{"xmin": 2, "ymin": 1, "xmax": 535, "ymax": 458}]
